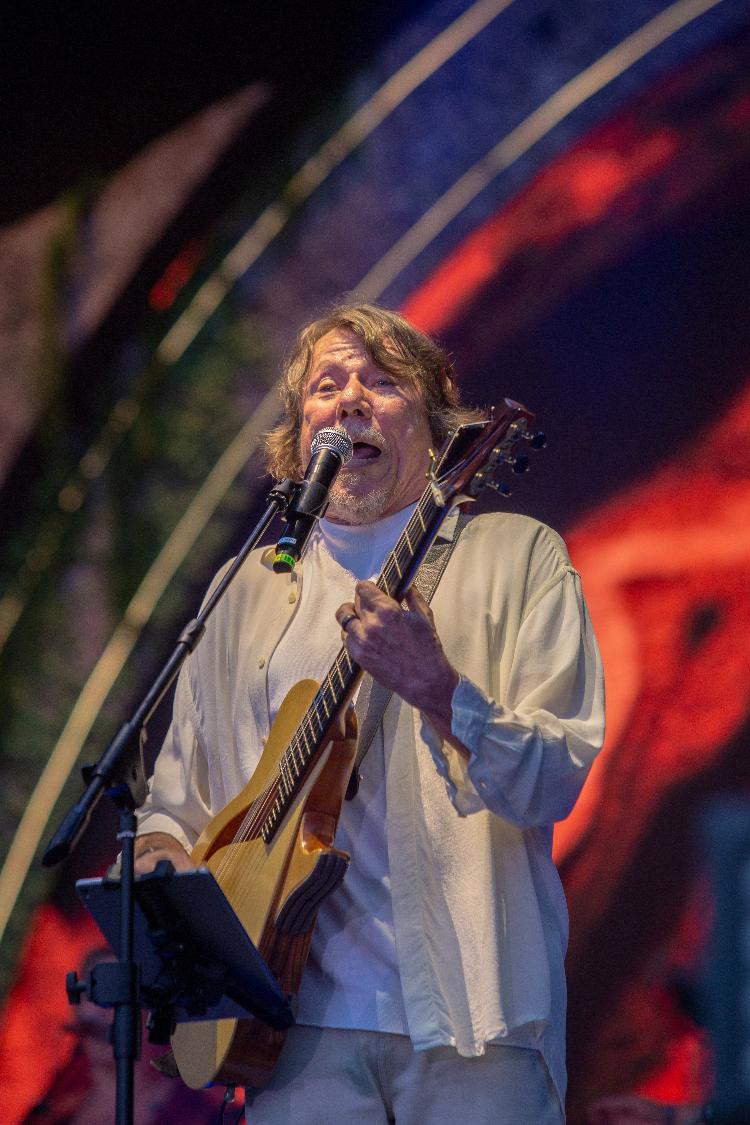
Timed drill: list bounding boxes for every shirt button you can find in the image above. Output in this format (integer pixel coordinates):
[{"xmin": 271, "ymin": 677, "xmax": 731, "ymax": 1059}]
[
  {"xmin": 289, "ymin": 591, "xmax": 297, "ymax": 604},
  {"xmin": 479, "ymin": 779, "xmax": 489, "ymax": 790},
  {"xmin": 258, "ymin": 657, "xmax": 266, "ymax": 669}
]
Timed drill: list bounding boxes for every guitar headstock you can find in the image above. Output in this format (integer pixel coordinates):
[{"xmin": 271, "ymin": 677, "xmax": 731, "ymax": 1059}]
[{"xmin": 432, "ymin": 399, "xmax": 544, "ymax": 506}]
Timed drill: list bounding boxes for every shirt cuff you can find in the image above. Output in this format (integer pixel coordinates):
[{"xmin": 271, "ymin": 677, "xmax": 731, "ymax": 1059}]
[
  {"xmin": 419, "ymin": 676, "xmax": 487, "ymax": 816},
  {"xmin": 135, "ymin": 811, "xmax": 194, "ymax": 854},
  {"xmin": 451, "ymin": 674, "xmax": 497, "ymax": 758}
]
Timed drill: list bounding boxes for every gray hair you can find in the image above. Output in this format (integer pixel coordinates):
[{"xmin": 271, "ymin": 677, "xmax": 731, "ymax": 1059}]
[{"xmin": 264, "ymin": 301, "xmax": 481, "ymax": 479}]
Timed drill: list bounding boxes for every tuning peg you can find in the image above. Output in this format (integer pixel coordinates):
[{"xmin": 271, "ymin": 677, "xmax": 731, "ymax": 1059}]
[
  {"xmin": 487, "ymin": 480, "xmax": 512, "ymax": 497},
  {"xmin": 527, "ymin": 431, "xmax": 546, "ymax": 449},
  {"xmin": 511, "ymin": 455, "xmax": 529, "ymax": 475}
]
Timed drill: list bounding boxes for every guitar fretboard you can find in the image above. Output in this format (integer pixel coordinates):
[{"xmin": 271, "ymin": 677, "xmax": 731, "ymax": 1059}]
[{"xmin": 260, "ymin": 486, "xmax": 446, "ymax": 840}]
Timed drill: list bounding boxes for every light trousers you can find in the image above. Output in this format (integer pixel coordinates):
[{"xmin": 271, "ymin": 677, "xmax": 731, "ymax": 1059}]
[{"xmin": 245, "ymin": 1026, "xmax": 564, "ymax": 1124}]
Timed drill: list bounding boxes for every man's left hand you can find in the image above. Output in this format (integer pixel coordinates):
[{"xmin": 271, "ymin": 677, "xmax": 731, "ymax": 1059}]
[{"xmin": 335, "ymin": 581, "xmax": 464, "ymax": 754}]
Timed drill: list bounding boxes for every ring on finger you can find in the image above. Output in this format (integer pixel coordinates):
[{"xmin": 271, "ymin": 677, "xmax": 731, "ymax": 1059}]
[{"xmin": 340, "ymin": 611, "xmax": 357, "ymax": 631}]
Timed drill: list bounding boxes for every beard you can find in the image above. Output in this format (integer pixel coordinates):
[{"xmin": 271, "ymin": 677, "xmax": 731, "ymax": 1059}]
[
  {"xmin": 326, "ymin": 477, "xmax": 397, "ymax": 525},
  {"xmin": 314, "ymin": 422, "xmax": 393, "ymax": 525}
]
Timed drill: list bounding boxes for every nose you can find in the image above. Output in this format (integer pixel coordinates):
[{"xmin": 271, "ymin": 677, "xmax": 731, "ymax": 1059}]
[{"xmin": 336, "ymin": 375, "xmax": 371, "ymax": 422}]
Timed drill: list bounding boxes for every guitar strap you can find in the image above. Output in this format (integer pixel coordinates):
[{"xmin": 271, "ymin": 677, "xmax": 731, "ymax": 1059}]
[{"xmin": 345, "ymin": 511, "xmax": 472, "ymax": 801}]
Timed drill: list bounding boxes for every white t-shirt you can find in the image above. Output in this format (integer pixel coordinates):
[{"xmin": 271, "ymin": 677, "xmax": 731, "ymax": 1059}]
[{"xmin": 267, "ymin": 506, "xmax": 417, "ymax": 1034}]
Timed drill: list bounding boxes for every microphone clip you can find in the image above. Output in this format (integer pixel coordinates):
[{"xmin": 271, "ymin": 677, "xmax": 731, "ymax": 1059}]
[
  {"xmin": 272, "ymin": 428, "xmax": 353, "ymax": 573},
  {"xmin": 273, "ymin": 479, "xmax": 323, "ymax": 573}
]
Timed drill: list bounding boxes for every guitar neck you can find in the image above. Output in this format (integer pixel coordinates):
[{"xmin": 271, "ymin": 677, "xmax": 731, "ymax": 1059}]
[{"xmin": 261, "ymin": 487, "xmax": 449, "ymax": 840}]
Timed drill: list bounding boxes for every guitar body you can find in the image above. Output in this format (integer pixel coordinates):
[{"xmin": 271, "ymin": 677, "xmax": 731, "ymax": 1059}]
[{"xmin": 171, "ymin": 679, "xmax": 358, "ymax": 1089}]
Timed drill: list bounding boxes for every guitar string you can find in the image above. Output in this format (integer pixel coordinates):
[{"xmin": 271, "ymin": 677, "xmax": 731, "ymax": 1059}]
[
  {"xmin": 213, "ymin": 666, "xmax": 363, "ymax": 902},
  {"xmin": 208, "ymin": 616, "xmax": 363, "ymax": 883},
  {"xmin": 210, "ymin": 646, "xmax": 359, "ymax": 884}
]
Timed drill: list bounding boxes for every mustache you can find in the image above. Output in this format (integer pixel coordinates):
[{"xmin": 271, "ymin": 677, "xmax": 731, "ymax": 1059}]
[{"xmin": 337, "ymin": 423, "xmax": 387, "ymax": 453}]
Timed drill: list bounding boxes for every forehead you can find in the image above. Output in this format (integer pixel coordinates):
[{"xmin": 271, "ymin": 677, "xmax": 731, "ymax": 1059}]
[{"xmin": 308, "ymin": 328, "xmax": 380, "ymax": 372}]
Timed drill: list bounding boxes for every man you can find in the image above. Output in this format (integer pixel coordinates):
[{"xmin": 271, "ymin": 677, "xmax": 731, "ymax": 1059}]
[{"xmin": 135, "ymin": 303, "xmax": 605, "ymax": 1123}]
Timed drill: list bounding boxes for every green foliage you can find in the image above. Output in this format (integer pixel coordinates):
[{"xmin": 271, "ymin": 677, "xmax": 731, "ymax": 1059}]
[{"xmin": 0, "ymin": 246, "xmax": 271, "ymax": 997}]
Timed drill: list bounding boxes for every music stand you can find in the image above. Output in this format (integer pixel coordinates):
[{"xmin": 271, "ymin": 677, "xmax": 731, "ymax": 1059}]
[{"xmin": 74, "ymin": 861, "xmax": 293, "ymax": 1044}]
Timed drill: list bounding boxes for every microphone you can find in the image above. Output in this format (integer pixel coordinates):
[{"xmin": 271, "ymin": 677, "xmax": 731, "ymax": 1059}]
[{"xmin": 273, "ymin": 427, "xmax": 353, "ymax": 573}]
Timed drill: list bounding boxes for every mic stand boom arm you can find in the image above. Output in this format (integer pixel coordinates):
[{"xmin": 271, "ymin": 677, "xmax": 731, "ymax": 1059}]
[{"xmin": 42, "ymin": 476, "xmax": 296, "ymax": 1125}]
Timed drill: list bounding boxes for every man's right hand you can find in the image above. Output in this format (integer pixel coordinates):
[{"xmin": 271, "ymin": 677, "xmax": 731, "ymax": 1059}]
[{"xmin": 134, "ymin": 832, "xmax": 194, "ymax": 875}]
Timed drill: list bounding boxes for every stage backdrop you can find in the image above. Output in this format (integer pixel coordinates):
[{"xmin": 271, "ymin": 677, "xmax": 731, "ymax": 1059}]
[{"xmin": 1, "ymin": 3, "xmax": 749, "ymax": 1121}]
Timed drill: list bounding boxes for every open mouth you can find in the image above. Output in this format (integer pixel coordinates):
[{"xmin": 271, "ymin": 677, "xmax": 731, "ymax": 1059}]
[{"xmin": 351, "ymin": 442, "xmax": 382, "ymax": 461}]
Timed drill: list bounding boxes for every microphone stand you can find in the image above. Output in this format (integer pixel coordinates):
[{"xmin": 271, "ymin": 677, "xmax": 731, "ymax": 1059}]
[{"xmin": 43, "ymin": 476, "xmax": 297, "ymax": 1125}]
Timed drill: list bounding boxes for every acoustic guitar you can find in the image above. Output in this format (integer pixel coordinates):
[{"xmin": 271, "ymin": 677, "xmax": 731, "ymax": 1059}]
[{"xmin": 171, "ymin": 401, "xmax": 536, "ymax": 1089}]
